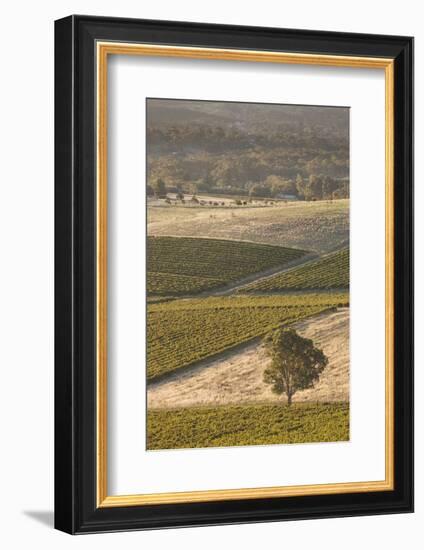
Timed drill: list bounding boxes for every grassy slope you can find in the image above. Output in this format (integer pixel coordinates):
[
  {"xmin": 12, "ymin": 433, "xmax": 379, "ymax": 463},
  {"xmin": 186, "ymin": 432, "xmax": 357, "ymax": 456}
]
[
  {"xmin": 147, "ymin": 402, "xmax": 349, "ymax": 449},
  {"xmin": 148, "ymin": 199, "xmax": 349, "ymax": 253},
  {"xmin": 147, "ymin": 293, "xmax": 349, "ymax": 381},
  {"xmin": 243, "ymin": 247, "xmax": 349, "ymax": 292},
  {"xmin": 147, "ymin": 236, "xmax": 307, "ymax": 295}
]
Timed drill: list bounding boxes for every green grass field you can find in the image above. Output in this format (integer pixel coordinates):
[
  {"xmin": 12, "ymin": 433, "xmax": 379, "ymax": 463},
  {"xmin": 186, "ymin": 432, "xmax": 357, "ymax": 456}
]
[
  {"xmin": 147, "ymin": 402, "xmax": 350, "ymax": 449},
  {"xmin": 243, "ymin": 247, "xmax": 349, "ymax": 293},
  {"xmin": 147, "ymin": 292, "xmax": 349, "ymax": 381},
  {"xmin": 147, "ymin": 236, "xmax": 307, "ymax": 295}
]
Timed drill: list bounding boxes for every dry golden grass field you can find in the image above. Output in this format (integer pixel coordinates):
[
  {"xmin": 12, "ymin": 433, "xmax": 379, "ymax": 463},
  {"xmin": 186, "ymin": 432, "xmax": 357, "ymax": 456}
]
[{"xmin": 147, "ymin": 199, "xmax": 349, "ymax": 254}]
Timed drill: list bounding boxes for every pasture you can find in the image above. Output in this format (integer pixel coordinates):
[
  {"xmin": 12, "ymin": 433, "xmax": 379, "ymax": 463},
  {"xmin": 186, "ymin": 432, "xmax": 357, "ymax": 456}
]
[{"xmin": 148, "ymin": 199, "xmax": 349, "ymax": 253}]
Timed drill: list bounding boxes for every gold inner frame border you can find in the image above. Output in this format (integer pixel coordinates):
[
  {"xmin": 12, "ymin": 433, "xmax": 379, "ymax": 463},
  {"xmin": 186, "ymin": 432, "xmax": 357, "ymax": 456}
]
[{"xmin": 96, "ymin": 42, "xmax": 395, "ymax": 508}]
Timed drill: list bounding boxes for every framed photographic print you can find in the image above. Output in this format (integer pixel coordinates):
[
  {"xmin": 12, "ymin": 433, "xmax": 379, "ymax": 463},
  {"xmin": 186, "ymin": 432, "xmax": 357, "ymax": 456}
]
[{"xmin": 54, "ymin": 15, "xmax": 413, "ymax": 534}]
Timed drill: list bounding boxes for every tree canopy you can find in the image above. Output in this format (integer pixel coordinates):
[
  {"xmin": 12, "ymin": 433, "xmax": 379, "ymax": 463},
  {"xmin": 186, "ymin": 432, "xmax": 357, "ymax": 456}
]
[
  {"xmin": 152, "ymin": 177, "xmax": 167, "ymax": 198},
  {"xmin": 263, "ymin": 328, "xmax": 328, "ymax": 405}
]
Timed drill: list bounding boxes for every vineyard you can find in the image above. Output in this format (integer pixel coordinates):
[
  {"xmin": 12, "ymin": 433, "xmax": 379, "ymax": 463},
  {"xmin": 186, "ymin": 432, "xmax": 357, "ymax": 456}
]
[
  {"xmin": 147, "ymin": 402, "xmax": 350, "ymax": 449},
  {"xmin": 147, "ymin": 271, "xmax": 225, "ymax": 295},
  {"xmin": 147, "ymin": 292, "xmax": 349, "ymax": 381},
  {"xmin": 242, "ymin": 247, "xmax": 349, "ymax": 292},
  {"xmin": 147, "ymin": 236, "xmax": 307, "ymax": 295}
]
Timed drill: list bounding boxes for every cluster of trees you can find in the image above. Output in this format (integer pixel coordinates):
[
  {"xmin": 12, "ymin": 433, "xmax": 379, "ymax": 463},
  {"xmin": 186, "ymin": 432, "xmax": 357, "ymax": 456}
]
[
  {"xmin": 147, "ymin": 149, "xmax": 349, "ymax": 201},
  {"xmin": 295, "ymin": 174, "xmax": 349, "ymax": 201},
  {"xmin": 248, "ymin": 175, "xmax": 297, "ymax": 198},
  {"xmin": 148, "ymin": 172, "xmax": 348, "ymax": 202}
]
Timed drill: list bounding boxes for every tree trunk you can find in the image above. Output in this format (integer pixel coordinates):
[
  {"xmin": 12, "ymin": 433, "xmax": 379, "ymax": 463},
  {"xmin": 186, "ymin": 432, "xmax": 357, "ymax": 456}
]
[{"xmin": 287, "ymin": 393, "xmax": 292, "ymax": 406}]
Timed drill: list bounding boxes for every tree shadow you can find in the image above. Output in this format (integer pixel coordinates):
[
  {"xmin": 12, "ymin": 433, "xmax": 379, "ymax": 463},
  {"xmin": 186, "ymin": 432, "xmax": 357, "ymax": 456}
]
[{"xmin": 23, "ymin": 510, "xmax": 54, "ymax": 528}]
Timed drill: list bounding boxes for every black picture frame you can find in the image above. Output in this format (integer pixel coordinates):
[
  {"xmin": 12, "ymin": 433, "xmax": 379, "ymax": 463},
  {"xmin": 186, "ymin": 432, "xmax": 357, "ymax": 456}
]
[{"xmin": 55, "ymin": 14, "xmax": 414, "ymax": 534}]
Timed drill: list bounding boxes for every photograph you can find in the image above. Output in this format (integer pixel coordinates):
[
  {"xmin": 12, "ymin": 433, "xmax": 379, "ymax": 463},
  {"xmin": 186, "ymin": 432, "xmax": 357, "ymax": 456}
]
[{"xmin": 145, "ymin": 98, "xmax": 350, "ymax": 450}]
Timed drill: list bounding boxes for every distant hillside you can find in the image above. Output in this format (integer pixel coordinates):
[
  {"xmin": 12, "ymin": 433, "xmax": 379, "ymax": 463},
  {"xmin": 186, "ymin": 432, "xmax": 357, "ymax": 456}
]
[
  {"xmin": 147, "ymin": 98, "xmax": 349, "ymax": 135},
  {"xmin": 146, "ymin": 98, "xmax": 349, "ymax": 201},
  {"xmin": 147, "ymin": 100, "xmax": 232, "ymax": 128}
]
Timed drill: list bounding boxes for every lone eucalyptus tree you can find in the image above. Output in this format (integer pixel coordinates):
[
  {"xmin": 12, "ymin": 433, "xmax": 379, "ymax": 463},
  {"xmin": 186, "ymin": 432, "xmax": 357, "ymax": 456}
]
[{"xmin": 263, "ymin": 328, "xmax": 328, "ymax": 405}]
